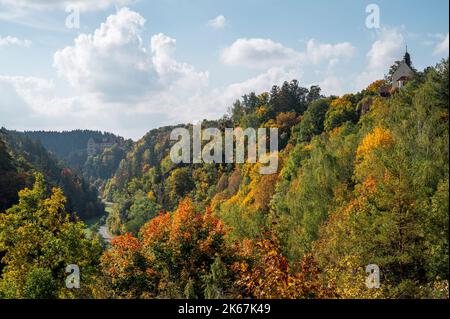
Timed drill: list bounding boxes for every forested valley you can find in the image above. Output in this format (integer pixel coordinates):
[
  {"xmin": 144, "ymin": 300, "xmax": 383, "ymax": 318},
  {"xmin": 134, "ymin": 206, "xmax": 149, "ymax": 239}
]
[{"xmin": 0, "ymin": 58, "xmax": 448, "ymax": 299}]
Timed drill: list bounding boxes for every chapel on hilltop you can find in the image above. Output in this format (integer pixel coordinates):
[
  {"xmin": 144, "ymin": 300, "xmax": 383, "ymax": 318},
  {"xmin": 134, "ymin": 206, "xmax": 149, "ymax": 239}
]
[{"xmin": 391, "ymin": 47, "xmax": 415, "ymax": 90}]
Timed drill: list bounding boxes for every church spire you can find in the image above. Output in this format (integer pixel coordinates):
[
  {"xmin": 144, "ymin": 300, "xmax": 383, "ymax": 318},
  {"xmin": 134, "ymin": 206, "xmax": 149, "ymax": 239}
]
[{"xmin": 403, "ymin": 45, "xmax": 412, "ymax": 68}]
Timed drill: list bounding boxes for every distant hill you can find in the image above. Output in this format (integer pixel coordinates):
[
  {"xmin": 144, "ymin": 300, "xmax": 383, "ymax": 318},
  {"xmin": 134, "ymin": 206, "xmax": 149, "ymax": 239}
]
[
  {"xmin": 18, "ymin": 130, "xmax": 134, "ymax": 189},
  {"xmin": 0, "ymin": 128, "xmax": 105, "ymax": 220},
  {"xmin": 22, "ymin": 130, "xmax": 127, "ymax": 164},
  {"xmin": 0, "ymin": 135, "xmax": 28, "ymax": 212}
]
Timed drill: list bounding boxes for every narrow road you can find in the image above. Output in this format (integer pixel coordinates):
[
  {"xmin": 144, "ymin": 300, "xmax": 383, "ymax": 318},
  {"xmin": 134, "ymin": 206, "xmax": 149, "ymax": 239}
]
[
  {"xmin": 99, "ymin": 225, "xmax": 113, "ymax": 243},
  {"xmin": 98, "ymin": 200, "xmax": 114, "ymax": 243}
]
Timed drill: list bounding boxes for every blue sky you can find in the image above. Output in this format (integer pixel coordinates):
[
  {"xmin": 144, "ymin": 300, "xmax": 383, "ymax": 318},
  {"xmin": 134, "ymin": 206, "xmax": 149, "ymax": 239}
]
[{"xmin": 0, "ymin": 0, "xmax": 448, "ymax": 139}]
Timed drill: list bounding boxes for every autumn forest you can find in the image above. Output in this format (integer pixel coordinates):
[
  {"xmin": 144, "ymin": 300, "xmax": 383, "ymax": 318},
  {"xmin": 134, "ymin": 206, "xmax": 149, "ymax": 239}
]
[{"xmin": 0, "ymin": 53, "xmax": 448, "ymax": 299}]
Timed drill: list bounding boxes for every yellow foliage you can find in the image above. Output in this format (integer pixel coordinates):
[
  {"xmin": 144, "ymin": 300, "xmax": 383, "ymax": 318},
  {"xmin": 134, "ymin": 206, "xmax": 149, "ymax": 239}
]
[
  {"xmin": 256, "ymin": 106, "xmax": 267, "ymax": 116},
  {"xmin": 303, "ymin": 143, "xmax": 313, "ymax": 151},
  {"xmin": 356, "ymin": 127, "xmax": 394, "ymax": 160},
  {"xmin": 364, "ymin": 96, "xmax": 389, "ymax": 120},
  {"xmin": 325, "ymin": 255, "xmax": 384, "ymax": 299},
  {"xmin": 366, "ymin": 79, "xmax": 387, "ymax": 93},
  {"xmin": 146, "ymin": 191, "xmax": 156, "ymax": 201},
  {"xmin": 330, "ymin": 95, "xmax": 353, "ymax": 108}
]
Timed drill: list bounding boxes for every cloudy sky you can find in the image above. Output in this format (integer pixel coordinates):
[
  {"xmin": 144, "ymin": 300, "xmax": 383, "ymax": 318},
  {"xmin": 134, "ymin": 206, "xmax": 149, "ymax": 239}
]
[{"xmin": 0, "ymin": 0, "xmax": 448, "ymax": 139}]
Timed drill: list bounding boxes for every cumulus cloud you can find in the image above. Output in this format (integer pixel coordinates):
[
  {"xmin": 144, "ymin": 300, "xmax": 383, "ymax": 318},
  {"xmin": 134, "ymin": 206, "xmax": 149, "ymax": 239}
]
[
  {"xmin": 0, "ymin": 0, "xmax": 135, "ymax": 12},
  {"xmin": 366, "ymin": 27, "xmax": 405, "ymax": 71},
  {"xmin": 221, "ymin": 38, "xmax": 355, "ymax": 69},
  {"xmin": 54, "ymin": 7, "xmax": 208, "ymax": 103},
  {"xmin": 0, "ymin": 35, "xmax": 31, "ymax": 47},
  {"xmin": 356, "ymin": 27, "xmax": 405, "ymax": 90},
  {"xmin": 0, "ymin": 74, "xmax": 173, "ymax": 137},
  {"xmin": 150, "ymin": 33, "xmax": 209, "ymax": 91},
  {"xmin": 168, "ymin": 66, "xmax": 302, "ymax": 125},
  {"xmin": 305, "ymin": 39, "xmax": 355, "ymax": 65},
  {"xmin": 217, "ymin": 67, "xmax": 300, "ymax": 107},
  {"xmin": 0, "ymin": 75, "xmax": 86, "ymax": 134},
  {"xmin": 221, "ymin": 38, "xmax": 301, "ymax": 69},
  {"xmin": 3, "ymin": 8, "xmax": 212, "ymax": 138},
  {"xmin": 207, "ymin": 15, "xmax": 227, "ymax": 29},
  {"xmin": 318, "ymin": 75, "xmax": 345, "ymax": 96},
  {"xmin": 434, "ymin": 33, "xmax": 449, "ymax": 56},
  {"xmin": 1, "ymin": 7, "xmax": 357, "ymax": 139}
]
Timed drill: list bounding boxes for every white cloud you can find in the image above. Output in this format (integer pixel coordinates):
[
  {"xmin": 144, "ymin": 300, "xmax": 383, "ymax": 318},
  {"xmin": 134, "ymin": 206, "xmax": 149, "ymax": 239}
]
[
  {"xmin": 305, "ymin": 39, "xmax": 355, "ymax": 65},
  {"xmin": 223, "ymin": 67, "xmax": 299, "ymax": 99},
  {"xmin": 0, "ymin": 75, "xmax": 77, "ymax": 116},
  {"xmin": 356, "ymin": 27, "xmax": 405, "ymax": 90},
  {"xmin": 150, "ymin": 33, "xmax": 208, "ymax": 91},
  {"xmin": 54, "ymin": 8, "xmax": 208, "ymax": 103},
  {"xmin": 367, "ymin": 27, "xmax": 404, "ymax": 70},
  {"xmin": 222, "ymin": 38, "xmax": 301, "ymax": 69},
  {"xmin": 220, "ymin": 37, "xmax": 355, "ymax": 97},
  {"xmin": 0, "ymin": 74, "xmax": 171, "ymax": 137},
  {"xmin": 169, "ymin": 66, "xmax": 302, "ymax": 125},
  {"xmin": 4, "ymin": 8, "xmax": 212, "ymax": 138},
  {"xmin": 0, "ymin": 35, "xmax": 31, "ymax": 47},
  {"xmin": 1, "ymin": 7, "xmax": 358, "ymax": 139},
  {"xmin": 221, "ymin": 37, "xmax": 355, "ymax": 69},
  {"xmin": 207, "ymin": 15, "xmax": 227, "ymax": 29},
  {"xmin": 0, "ymin": 0, "xmax": 136, "ymax": 12},
  {"xmin": 319, "ymin": 75, "xmax": 344, "ymax": 96},
  {"xmin": 434, "ymin": 33, "xmax": 449, "ymax": 56}
]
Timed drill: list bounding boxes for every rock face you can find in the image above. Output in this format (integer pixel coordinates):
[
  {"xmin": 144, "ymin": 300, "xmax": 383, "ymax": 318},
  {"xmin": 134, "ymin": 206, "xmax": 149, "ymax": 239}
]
[{"xmin": 360, "ymin": 98, "xmax": 372, "ymax": 115}]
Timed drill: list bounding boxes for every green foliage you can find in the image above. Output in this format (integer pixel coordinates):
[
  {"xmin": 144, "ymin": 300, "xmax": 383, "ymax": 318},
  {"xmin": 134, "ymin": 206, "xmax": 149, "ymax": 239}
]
[
  {"xmin": 23, "ymin": 267, "xmax": 58, "ymax": 299},
  {"xmin": 312, "ymin": 59, "xmax": 449, "ymax": 298},
  {"xmin": 166, "ymin": 167, "xmax": 195, "ymax": 208},
  {"xmin": 0, "ymin": 134, "xmax": 28, "ymax": 211},
  {"xmin": 294, "ymin": 99, "xmax": 330, "ymax": 142},
  {"xmin": 425, "ymin": 179, "xmax": 449, "ymax": 280},
  {"xmin": 324, "ymin": 96, "xmax": 359, "ymax": 131},
  {"xmin": 2, "ymin": 59, "xmax": 448, "ymax": 299},
  {"xmin": 0, "ymin": 129, "xmax": 104, "ymax": 220},
  {"xmin": 203, "ymin": 256, "xmax": 228, "ymax": 299},
  {"xmin": 83, "ymin": 144, "xmax": 129, "ymax": 183},
  {"xmin": 0, "ymin": 174, "xmax": 102, "ymax": 298},
  {"xmin": 272, "ymin": 123, "xmax": 359, "ymax": 262},
  {"xmin": 124, "ymin": 190, "xmax": 161, "ymax": 234}
]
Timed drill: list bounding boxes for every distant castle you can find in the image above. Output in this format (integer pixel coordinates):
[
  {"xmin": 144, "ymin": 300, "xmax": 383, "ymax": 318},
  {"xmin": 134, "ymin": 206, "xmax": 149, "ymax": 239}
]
[{"xmin": 87, "ymin": 137, "xmax": 116, "ymax": 156}]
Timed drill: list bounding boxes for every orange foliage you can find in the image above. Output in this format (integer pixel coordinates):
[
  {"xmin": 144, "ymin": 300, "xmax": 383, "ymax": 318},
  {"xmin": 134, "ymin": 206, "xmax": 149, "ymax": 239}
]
[
  {"xmin": 102, "ymin": 198, "xmax": 235, "ymax": 298},
  {"xmin": 101, "ymin": 233, "xmax": 142, "ymax": 279},
  {"xmin": 237, "ymin": 236, "xmax": 334, "ymax": 299},
  {"xmin": 363, "ymin": 175, "xmax": 378, "ymax": 193},
  {"xmin": 140, "ymin": 212, "xmax": 171, "ymax": 246}
]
